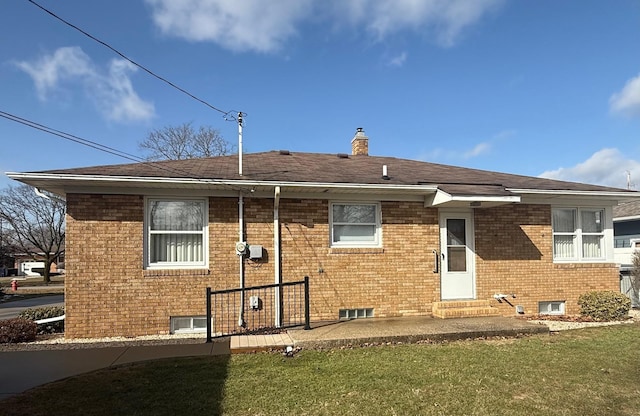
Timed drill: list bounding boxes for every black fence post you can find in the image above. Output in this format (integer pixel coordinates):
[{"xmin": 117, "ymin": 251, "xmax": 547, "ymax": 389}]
[
  {"xmin": 206, "ymin": 287, "xmax": 212, "ymax": 343},
  {"xmin": 304, "ymin": 275, "xmax": 311, "ymax": 330}
]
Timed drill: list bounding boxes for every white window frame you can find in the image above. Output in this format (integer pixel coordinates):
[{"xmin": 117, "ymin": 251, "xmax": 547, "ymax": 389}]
[
  {"xmin": 330, "ymin": 202, "xmax": 381, "ymax": 247},
  {"xmin": 145, "ymin": 197, "xmax": 209, "ymax": 269},
  {"xmin": 170, "ymin": 316, "xmax": 209, "ymax": 334},
  {"xmin": 538, "ymin": 301, "xmax": 565, "ymax": 315},
  {"xmin": 552, "ymin": 207, "xmax": 608, "ymax": 262}
]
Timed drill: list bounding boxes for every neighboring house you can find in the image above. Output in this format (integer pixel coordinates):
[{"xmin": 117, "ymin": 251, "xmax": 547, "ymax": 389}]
[
  {"xmin": 614, "ymin": 200, "xmax": 640, "ymax": 306},
  {"xmin": 6, "ymin": 129, "xmax": 640, "ymax": 339},
  {"xmin": 12, "ymin": 252, "xmax": 64, "ymax": 277}
]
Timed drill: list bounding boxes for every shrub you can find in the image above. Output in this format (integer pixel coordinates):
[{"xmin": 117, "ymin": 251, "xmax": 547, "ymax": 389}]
[
  {"xmin": 18, "ymin": 306, "xmax": 65, "ymax": 334},
  {"xmin": 0, "ymin": 318, "xmax": 37, "ymax": 343},
  {"xmin": 577, "ymin": 291, "xmax": 631, "ymax": 321},
  {"xmin": 631, "ymin": 251, "xmax": 640, "ymax": 304}
]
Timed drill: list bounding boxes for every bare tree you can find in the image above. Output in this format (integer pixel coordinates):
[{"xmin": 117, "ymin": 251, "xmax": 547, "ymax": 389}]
[
  {"xmin": 138, "ymin": 122, "xmax": 233, "ymax": 161},
  {"xmin": 0, "ymin": 221, "xmax": 18, "ymax": 275},
  {"xmin": 0, "ymin": 185, "xmax": 65, "ymax": 284}
]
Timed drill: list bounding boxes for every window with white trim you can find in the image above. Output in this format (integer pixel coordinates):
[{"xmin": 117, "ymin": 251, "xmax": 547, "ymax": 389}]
[
  {"xmin": 330, "ymin": 202, "xmax": 381, "ymax": 247},
  {"xmin": 171, "ymin": 316, "xmax": 208, "ymax": 333},
  {"xmin": 538, "ymin": 301, "xmax": 565, "ymax": 315},
  {"xmin": 552, "ymin": 208, "xmax": 605, "ymax": 261},
  {"xmin": 146, "ymin": 198, "xmax": 208, "ymax": 268}
]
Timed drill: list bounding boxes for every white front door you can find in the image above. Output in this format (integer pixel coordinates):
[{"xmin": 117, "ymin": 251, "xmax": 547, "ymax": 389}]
[{"xmin": 440, "ymin": 211, "xmax": 475, "ymax": 300}]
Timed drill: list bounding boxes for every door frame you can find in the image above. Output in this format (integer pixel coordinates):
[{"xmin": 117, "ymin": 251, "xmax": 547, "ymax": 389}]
[{"xmin": 439, "ymin": 209, "xmax": 476, "ymax": 300}]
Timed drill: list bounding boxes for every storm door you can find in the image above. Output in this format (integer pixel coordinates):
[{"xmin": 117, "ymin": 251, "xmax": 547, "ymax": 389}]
[{"xmin": 439, "ymin": 211, "xmax": 475, "ymax": 300}]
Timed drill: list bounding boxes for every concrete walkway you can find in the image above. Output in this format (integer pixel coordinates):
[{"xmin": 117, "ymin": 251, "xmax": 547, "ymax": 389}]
[
  {"xmin": 289, "ymin": 315, "xmax": 548, "ymax": 349},
  {"xmin": 0, "ymin": 340, "xmax": 231, "ymax": 400},
  {"xmin": 0, "ymin": 316, "xmax": 546, "ymax": 400}
]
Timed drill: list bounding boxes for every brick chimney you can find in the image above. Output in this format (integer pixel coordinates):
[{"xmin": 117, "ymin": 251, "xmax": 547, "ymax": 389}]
[{"xmin": 351, "ymin": 127, "xmax": 369, "ymax": 156}]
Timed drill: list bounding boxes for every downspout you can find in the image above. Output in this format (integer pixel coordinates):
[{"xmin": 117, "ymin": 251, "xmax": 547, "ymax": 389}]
[{"xmin": 274, "ymin": 186, "xmax": 282, "ymax": 327}]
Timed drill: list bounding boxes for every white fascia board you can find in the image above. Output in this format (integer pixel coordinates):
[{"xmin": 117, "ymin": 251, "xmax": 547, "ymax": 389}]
[
  {"xmin": 5, "ymin": 172, "xmax": 440, "ymax": 194},
  {"xmin": 509, "ymin": 188, "xmax": 640, "ymax": 200},
  {"xmin": 450, "ymin": 195, "xmax": 521, "ymax": 203},
  {"xmin": 614, "ymin": 215, "xmax": 640, "ymax": 222}
]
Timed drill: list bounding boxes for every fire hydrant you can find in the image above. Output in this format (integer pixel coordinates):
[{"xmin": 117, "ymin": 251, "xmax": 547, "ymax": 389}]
[{"xmin": 10, "ymin": 279, "xmax": 18, "ymax": 291}]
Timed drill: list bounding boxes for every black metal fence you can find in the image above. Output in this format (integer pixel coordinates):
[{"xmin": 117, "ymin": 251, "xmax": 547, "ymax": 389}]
[{"xmin": 206, "ymin": 276, "xmax": 310, "ymax": 342}]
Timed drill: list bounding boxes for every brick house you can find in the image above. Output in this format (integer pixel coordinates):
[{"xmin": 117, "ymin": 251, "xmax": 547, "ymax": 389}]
[{"xmin": 7, "ymin": 129, "xmax": 640, "ymax": 338}]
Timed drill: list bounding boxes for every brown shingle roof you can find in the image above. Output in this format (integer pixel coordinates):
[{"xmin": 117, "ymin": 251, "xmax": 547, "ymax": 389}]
[
  {"xmin": 33, "ymin": 151, "xmax": 631, "ymax": 196},
  {"xmin": 614, "ymin": 200, "xmax": 640, "ymax": 218}
]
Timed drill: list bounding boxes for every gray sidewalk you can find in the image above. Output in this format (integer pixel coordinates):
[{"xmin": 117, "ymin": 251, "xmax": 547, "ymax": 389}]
[
  {"xmin": 0, "ymin": 340, "xmax": 231, "ymax": 400},
  {"xmin": 0, "ymin": 316, "xmax": 547, "ymax": 400}
]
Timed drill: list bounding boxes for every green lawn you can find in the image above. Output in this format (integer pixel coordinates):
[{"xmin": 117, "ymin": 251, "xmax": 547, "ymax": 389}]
[
  {"xmin": 0, "ymin": 275, "xmax": 64, "ymax": 288},
  {"xmin": 2, "ymin": 324, "xmax": 640, "ymax": 416},
  {"xmin": 0, "ymin": 276, "xmax": 64, "ymax": 300}
]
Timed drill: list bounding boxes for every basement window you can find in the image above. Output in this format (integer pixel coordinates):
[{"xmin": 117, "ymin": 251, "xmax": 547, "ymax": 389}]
[
  {"xmin": 170, "ymin": 316, "xmax": 208, "ymax": 334},
  {"xmin": 538, "ymin": 301, "xmax": 565, "ymax": 315},
  {"xmin": 339, "ymin": 308, "xmax": 374, "ymax": 320}
]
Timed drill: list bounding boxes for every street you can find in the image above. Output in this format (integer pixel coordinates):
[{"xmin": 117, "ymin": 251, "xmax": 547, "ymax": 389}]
[{"xmin": 0, "ymin": 294, "xmax": 64, "ymax": 320}]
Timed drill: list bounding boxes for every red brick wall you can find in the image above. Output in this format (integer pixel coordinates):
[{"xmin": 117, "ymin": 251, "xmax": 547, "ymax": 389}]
[{"xmin": 64, "ymin": 194, "xmax": 619, "ymax": 338}]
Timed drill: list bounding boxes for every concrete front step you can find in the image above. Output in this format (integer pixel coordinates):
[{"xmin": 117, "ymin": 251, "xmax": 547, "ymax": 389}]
[{"xmin": 432, "ymin": 300, "xmax": 501, "ymax": 319}]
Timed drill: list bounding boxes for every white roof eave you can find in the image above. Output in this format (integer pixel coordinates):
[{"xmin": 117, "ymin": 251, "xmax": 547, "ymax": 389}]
[
  {"xmin": 5, "ymin": 172, "xmax": 440, "ymax": 195},
  {"xmin": 507, "ymin": 188, "xmax": 640, "ymax": 200}
]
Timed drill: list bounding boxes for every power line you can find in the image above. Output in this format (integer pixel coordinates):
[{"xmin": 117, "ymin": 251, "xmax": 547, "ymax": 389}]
[
  {"xmin": 26, "ymin": 0, "xmax": 235, "ymax": 119},
  {"xmin": 0, "ymin": 110, "xmax": 218, "ymax": 181},
  {"xmin": 0, "ymin": 110, "xmax": 144, "ymax": 163},
  {"xmin": 0, "ymin": 110, "xmax": 254, "ymax": 194}
]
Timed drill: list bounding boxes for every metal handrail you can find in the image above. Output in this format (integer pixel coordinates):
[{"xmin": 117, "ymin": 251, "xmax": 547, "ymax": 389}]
[{"xmin": 206, "ymin": 276, "xmax": 310, "ymax": 342}]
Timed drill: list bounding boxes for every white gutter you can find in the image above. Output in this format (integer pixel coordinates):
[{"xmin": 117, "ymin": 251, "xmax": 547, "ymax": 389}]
[
  {"xmin": 614, "ymin": 215, "xmax": 640, "ymax": 222},
  {"xmin": 507, "ymin": 188, "xmax": 640, "ymax": 199},
  {"xmin": 5, "ymin": 172, "xmax": 440, "ymax": 193},
  {"xmin": 34, "ymin": 187, "xmax": 66, "ymax": 202},
  {"xmin": 34, "ymin": 188, "xmax": 50, "ymax": 200},
  {"xmin": 274, "ymin": 186, "xmax": 281, "ymax": 328}
]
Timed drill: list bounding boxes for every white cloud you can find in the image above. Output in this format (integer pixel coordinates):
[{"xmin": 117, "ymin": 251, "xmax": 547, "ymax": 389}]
[
  {"xmin": 145, "ymin": 0, "xmax": 504, "ymax": 53},
  {"xmin": 387, "ymin": 52, "xmax": 407, "ymax": 67},
  {"xmin": 341, "ymin": 0, "xmax": 504, "ymax": 47},
  {"xmin": 539, "ymin": 148, "xmax": 640, "ymax": 189},
  {"xmin": 610, "ymin": 73, "xmax": 640, "ymax": 118},
  {"xmin": 13, "ymin": 47, "xmax": 93, "ymax": 100},
  {"xmin": 94, "ymin": 60, "xmax": 156, "ymax": 123},
  {"xmin": 463, "ymin": 142, "xmax": 491, "ymax": 159},
  {"xmin": 14, "ymin": 47, "xmax": 155, "ymax": 123},
  {"xmin": 145, "ymin": 0, "xmax": 313, "ymax": 53},
  {"xmin": 419, "ymin": 129, "xmax": 514, "ymax": 162},
  {"xmin": 492, "ymin": 129, "xmax": 516, "ymax": 141}
]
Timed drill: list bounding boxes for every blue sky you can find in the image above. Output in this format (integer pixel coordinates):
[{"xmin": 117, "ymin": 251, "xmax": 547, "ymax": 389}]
[{"xmin": 1, "ymin": 0, "xmax": 639, "ymax": 189}]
